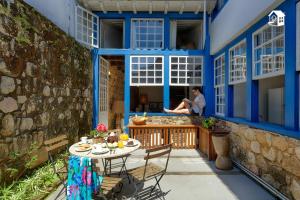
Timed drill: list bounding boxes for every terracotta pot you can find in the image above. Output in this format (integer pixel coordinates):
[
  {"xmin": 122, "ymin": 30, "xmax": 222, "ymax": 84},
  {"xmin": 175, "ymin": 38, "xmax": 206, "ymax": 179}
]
[{"xmin": 212, "ymin": 133, "xmax": 232, "ymax": 170}]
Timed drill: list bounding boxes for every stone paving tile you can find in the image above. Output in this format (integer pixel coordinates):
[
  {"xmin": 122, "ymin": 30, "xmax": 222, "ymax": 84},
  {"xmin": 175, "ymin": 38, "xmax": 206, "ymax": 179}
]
[{"xmin": 46, "ymin": 150, "xmax": 275, "ymax": 200}]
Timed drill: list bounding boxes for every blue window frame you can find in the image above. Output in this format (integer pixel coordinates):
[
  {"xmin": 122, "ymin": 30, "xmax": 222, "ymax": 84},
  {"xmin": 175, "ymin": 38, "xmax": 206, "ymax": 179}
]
[{"xmin": 131, "ymin": 19, "xmax": 164, "ymax": 49}]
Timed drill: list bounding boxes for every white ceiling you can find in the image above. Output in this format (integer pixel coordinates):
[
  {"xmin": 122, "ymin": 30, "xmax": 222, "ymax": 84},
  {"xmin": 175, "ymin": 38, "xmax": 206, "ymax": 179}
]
[{"xmin": 78, "ymin": 0, "xmax": 217, "ymax": 14}]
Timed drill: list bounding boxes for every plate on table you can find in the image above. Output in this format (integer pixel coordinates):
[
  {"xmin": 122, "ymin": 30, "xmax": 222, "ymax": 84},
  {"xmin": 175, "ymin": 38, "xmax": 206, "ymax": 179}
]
[
  {"xmin": 75, "ymin": 146, "xmax": 92, "ymax": 152},
  {"xmin": 125, "ymin": 140, "xmax": 138, "ymax": 147},
  {"xmin": 91, "ymin": 148, "xmax": 109, "ymax": 155}
]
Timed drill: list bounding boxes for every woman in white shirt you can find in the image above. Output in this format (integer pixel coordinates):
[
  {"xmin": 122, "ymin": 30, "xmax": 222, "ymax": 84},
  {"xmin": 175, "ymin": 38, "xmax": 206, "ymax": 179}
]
[{"xmin": 164, "ymin": 86, "xmax": 206, "ymax": 116}]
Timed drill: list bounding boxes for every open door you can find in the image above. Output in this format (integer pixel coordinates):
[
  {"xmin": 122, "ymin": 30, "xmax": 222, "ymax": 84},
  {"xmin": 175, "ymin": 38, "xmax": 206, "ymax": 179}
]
[{"xmin": 99, "ymin": 57, "xmax": 109, "ymax": 127}]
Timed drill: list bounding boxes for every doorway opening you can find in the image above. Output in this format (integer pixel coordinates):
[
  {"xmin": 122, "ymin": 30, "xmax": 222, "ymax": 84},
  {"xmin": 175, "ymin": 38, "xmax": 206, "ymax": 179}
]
[{"xmin": 99, "ymin": 55, "xmax": 125, "ymax": 130}]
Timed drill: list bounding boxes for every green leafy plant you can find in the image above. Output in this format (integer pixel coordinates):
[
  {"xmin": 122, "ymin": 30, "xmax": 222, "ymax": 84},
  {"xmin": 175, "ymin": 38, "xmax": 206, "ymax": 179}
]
[
  {"xmin": 202, "ymin": 117, "xmax": 217, "ymax": 129},
  {"xmin": 0, "ymin": 156, "xmax": 65, "ymax": 200}
]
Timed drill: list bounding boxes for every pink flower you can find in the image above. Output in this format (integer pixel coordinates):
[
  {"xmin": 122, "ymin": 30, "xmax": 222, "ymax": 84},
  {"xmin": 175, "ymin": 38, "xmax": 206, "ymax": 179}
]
[{"xmin": 96, "ymin": 123, "xmax": 107, "ymax": 132}]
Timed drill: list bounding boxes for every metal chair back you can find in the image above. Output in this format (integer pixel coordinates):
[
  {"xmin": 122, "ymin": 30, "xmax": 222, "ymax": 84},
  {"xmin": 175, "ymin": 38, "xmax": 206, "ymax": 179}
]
[{"xmin": 143, "ymin": 144, "xmax": 172, "ymax": 181}]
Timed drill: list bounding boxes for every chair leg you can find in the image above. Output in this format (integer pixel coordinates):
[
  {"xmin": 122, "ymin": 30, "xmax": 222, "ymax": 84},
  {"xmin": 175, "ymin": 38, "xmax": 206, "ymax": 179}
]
[
  {"xmin": 149, "ymin": 175, "xmax": 166, "ymax": 200},
  {"xmin": 149, "ymin": 175, "xmax": 164, "ymax": 196},
  {"xmin": 130, "ymin": 179, "xmax": 141, "ymax": 200},
  {"xmin": 120, "ymin": 157, "xmax": 131, "ymax": 183}
]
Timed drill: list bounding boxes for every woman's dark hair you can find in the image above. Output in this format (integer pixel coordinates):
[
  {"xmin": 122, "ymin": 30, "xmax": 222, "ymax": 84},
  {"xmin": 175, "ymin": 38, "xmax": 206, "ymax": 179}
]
[{"xmin": 192, "ymin": 86, "xmax": 203, "ymax": 93}]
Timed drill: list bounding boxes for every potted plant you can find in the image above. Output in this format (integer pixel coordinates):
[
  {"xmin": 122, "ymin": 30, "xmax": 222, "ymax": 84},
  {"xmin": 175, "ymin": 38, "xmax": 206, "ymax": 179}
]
[
  {"xmin": 199, "ymin": 117, "xmax": 218, "ymax": 160},
  {"xmin": 89, "ymin": 123, "xmax": 108, "ymax": 144},
  {"xmin": 201, "ymin": 117, "xmax": 217, "ymax": 129}
]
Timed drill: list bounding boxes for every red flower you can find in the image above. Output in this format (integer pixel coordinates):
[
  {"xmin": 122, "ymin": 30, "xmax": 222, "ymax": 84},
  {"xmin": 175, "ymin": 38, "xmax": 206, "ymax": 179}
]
[{"xmin": 96, "ymin": 123, "xmax": 107, "ymax": 132}]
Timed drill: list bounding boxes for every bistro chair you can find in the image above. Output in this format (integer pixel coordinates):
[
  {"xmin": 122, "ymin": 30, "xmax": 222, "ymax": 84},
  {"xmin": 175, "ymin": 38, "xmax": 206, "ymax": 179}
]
[
  {"xmin": 128, "ymin": 144, "xmax": 172, "ymax": 200},
  {"xmin": 44, "ymin": 134, "xmax": 69, "ymax": 197},
  {"xmin": 93, "ymin": 159, "xmax": 124, "ymax": 198}
]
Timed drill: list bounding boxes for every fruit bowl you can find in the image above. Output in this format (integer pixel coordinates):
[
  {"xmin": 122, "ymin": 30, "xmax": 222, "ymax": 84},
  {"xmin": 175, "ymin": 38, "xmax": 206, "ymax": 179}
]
[{"xmin": 132, "ymin": 116, "xmax": 147, "ymax": 125}]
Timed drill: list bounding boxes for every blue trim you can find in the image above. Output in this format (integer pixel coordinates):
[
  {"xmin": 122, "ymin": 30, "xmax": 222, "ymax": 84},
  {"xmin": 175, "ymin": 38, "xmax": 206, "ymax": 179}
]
[
  {"xmin": 125, "ymin": 17, "xmax": 131, "ymax": 48},
  {"xmin": 246, "ymin": 34, "xmax": 259, "ymax": 122},
  {"xmin": 211, "ymin": 0, "xmax": 229, "ymax": 22},
  {"xmin": 92, "ymin": 49, "xmax": 99, "ymax": 128},
  {"xmin": 95, "ymin": 12, "xmax": 203, "ymax": 20},
  {"xmin": 163, "ymin": 55, "xmax": 170, "ymax": 109},
  {"xmin": 284, "ymin": 0, "xmax": 299, "ymax": 130},
  {"xmin": 164, "ymin": 16, "xmax": 170, "ymax": 50},
  {"xmin": 94, "ymin": 49, "xmax": 205, "ymax": 56},
  {"xmin": 203, "ymin": 14, "xmax": 214, "ymax": 116},
  {"xmin": 124, "ymin": 55, "xmax": 131, "ymax": 131},
  {"xmin": 217, "ymin": 116, "xmax": 300, "ymax": 140},
  {"xmin": 211, "ymin": 0, "xmax": 299, "ymax": 137}
]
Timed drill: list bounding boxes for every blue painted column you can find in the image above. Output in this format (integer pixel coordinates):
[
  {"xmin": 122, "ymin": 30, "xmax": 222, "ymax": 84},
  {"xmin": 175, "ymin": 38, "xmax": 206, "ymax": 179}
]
[
  {"xmin": 163, "ymin": 54, "xmax": 170, "ymax": 109},
  {"xmin": 124, "ymin": 16, "xmax": 131, "ymax": 132},
  {"xmin": 299, "ymin": 74, "xmax": 300, "ymax": 130},
  {"xmin": 163, "ymin": 16, "xmax": 170, "ymax": 109},
  {"xmin": 92, "ymin": 49, "xmax": 99, "ymax": 128},
  {"xmin": 246, "ymin": 33, "xmax": 259, "ymax": 122},
  {"xmin": 125, "ymin": 16, "xmax": 131, "ymax": 49},
  {"xmin": 203, "ymin": 15, "xmax": 214, "ymax": 116},
  {"xmin": 124, "ymin": 54, "xmax": 131, "ymax": 132},
  {"xmin": 224, "ymin": 50, "xmax": 233, "ymax": 117},
  {"xmin": 284, "ymin": 0, "xmax": 299, "ymax": 130},
  {"xmin": 164, "ymin": 16, "xmax": 170, "ymax": 49}
]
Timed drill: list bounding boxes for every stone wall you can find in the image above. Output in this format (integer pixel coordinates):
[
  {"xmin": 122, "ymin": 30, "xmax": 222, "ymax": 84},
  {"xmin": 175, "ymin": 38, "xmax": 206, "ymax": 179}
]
[
  {"xmin": 0, "ymin": 0, "xmax": 92, "ymax": 183},
  {"xmin": 108, "ymin": 65, "xmax": 124, "ymax": 129},
  {"xmin": 226, "ymin": 121, "xmax": 300, "ymax": 200}
]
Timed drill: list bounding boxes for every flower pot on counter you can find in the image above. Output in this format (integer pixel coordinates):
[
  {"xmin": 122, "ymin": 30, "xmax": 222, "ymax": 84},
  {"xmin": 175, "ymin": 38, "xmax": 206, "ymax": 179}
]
[{"xmin": 212, "ymin": 130, "xmax": 232, "ymax": 170}]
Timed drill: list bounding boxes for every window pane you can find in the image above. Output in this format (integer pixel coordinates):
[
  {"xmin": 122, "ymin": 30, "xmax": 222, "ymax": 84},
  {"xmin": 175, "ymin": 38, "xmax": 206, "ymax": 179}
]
[
  {"xmin": 132, "ymin": 19, "xmax": 163, "ymax": 49},
  {"xmin": 170, "ymin": 56, "xmax": 203, "ymax": 86},
  {"xmin": 130, "ymin": 56, "xmax": 164, "ymax": 86},
  {"xmin": 253, "ymin": 25, "xmax": 285, "ymax": 77},
  {"xmin": 229, "ymin": 40, "xmax": 246, "ymax": 83}
]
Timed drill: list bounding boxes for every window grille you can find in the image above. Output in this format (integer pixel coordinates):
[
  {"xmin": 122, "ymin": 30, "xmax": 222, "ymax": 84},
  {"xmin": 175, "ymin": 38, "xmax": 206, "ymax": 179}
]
[
  {"xmin": 131, "ymin": 19, "xmax": 164, "ymax": 49},
  {"xmin": 253, "ymin": 25, "xmax": 284, "ymax": 79},
  {"xmin": 214, "ymin": 54, "xmax": 225, "ymax": 116},
  {"xmin": 75, "ymin": 5, "xmax": 99, "ymax": 48},
  {"xmin": 229, "ymin": 40, "xmax": 246, "ymax": 84},
  {"xmin": 169, "ymin": 56, "xmax": 203, "ymax": 86},
  {"xmin": 130, "ymin": 56, "xmax": 164, "ymax": 86}
]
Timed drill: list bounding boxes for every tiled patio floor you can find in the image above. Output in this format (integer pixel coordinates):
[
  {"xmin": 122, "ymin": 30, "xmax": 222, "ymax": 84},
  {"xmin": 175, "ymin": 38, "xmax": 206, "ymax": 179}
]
[{"xmin": 47, "ymin": 149, "xmax": 276, "ymax": 200}]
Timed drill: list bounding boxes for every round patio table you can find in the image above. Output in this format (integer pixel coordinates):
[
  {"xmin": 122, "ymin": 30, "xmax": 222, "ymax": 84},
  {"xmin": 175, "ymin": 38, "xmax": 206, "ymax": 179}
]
[{"xmin": 69, "ymin": 139, "xmax": 141, "ymax": 159}]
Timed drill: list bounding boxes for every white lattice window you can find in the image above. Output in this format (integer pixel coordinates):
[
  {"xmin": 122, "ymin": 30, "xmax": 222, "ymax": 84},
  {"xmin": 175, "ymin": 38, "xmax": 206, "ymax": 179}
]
[
  {"xmin": 130, "ymin": 56, "xmax": 163, "ymax": 86},
  {"xmin": 131, "ymin": 19, "xmax": 164, "ymax": 49},
  {"xmin": 214, "ymin": 54, "xmax": 225, "ymax": 116},
  {"xmin": 99, "ymin": 58, "xmax": 109, "ymax": 111},
  {"xmin": 253, "ymin": 25, "xmax": 284, "ymax": 79},
  {"xmin": 169, "ymin": 56, "xmax": 203, "ymax": 86},
  {"xmin": 229, "ymin": 40, "xmax": 246, "ymax": 84},
  {"xmin": 75, "ymin": 5, "xmax": 99, "ymax": 48}
]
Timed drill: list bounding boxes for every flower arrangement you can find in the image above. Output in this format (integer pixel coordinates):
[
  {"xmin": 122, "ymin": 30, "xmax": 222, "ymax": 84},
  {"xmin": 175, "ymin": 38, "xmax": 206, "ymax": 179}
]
[{"xmin": 89, "ymin": 123, "xmax": 108, "ymax": 138}]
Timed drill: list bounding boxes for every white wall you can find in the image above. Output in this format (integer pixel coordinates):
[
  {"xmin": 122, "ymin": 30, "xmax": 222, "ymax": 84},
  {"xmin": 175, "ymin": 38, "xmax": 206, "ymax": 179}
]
[
  {"xmin": 233, "ymin": 83, "xmax": 246, "ymax": 118},
  {"xmin": 258, "ymin": 75, "xmax": 284, "ymax": 124},
  {"xmin": 210, "ymin": 0, "xmax": 284, "ymax": 54},
  {"xmin": 24, "ymin": 0, "xmax": 76, "ymax": 37}
]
